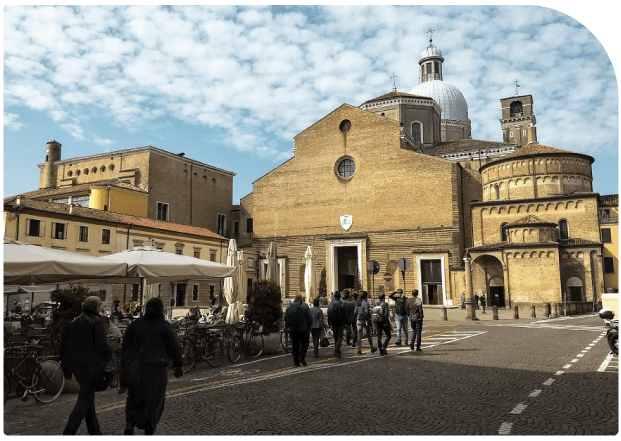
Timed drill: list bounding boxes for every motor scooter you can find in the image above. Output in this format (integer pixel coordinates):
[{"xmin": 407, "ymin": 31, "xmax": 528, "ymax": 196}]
[{"xmin": 598, "ymin": 308, "xmax": 618, "ymax": 355}]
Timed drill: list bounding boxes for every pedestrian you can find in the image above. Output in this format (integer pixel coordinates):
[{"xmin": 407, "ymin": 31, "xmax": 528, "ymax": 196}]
[
  {"xmin": 345, "ymin": 292, "xmax": 358, "ymax": 348},
  {"xmin": 354, "ymin": 291, "xmax": 377, "ymax": 355},
  {"xmin": 407, "ymin": 289, "xmax": 424, "ymax": 351},
  {"xmin": 309, "ymin": 297, "xmax": 324, "ymax": 358},
  {"xmin": 121, "ymin": 297, "xmax": 183, "ymax": 435},
  {"xmin": 327, "ymin": 291, "xmax": 347, "ymax": 358},
  {"xmin": 474, "ymin": 294, "xmax": 480, "ymax": 310},
  {"xmin": 480, "ymin": 294, "xmax": 487, "ymax": 314},
  {"xmin": 374, "ymin": 294, "xmax": 392, "ymax": 355},
  {"xmin": 284, "ymin": 294, "xmax": 313, "ymax": 366},
  {"xmin": 461, "ymin": 292, "xmax": 466, "ymax": 310},
  {"xmin": 389, "ymin": 289, "xmax": 408, "ymax": 347},
  {"xmin": 59, "ymin": 296, "xmax": 111, "ymax": 435}
]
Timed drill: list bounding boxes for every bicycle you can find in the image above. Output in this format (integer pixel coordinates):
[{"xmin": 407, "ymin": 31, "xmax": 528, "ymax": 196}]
[
  {"xmin": 4, "ymin": 343, "xmax": 65, "ymax": 404},
  {"xmin": 228, "ymin": 321, "xmax": 264, "ymax": 360},
  {"xmin": 280, "ymin": 327, "xmax": 292, "ymax": 353}
]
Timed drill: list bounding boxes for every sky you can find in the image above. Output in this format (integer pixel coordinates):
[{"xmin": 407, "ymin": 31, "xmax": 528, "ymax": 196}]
[{"xmin": 3, "ymin": 4, "xmax": 619, "ymax": 205}]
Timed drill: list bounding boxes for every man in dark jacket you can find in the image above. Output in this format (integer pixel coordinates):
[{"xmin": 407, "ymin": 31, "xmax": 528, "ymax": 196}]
[
  {"xmin": 389, "ymin": 289, "xmax": 408, "ymax": 346},
  {"xmin": 327, "ymin": 291, "xmax": 347, "ymax": 358},
  {"xmin": 285, "ymin": 294, "xmax": 313, "ymax": 367},
  {"xmin": 375, "ymin": 294, "xmax": 392, "ymax": 355},
  {"xmin": 406, "ymin": 289, "xmax": 424, "ymax": 351},
  {"xmin": 344, "ymin": 292, "xmax": 358, "ymax": 348},
  {"xmin": 60, "ymin": 296, "xmax": 111, "ymax": 435}
]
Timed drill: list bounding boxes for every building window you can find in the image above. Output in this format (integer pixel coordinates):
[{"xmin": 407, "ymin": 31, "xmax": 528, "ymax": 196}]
[
  {"xmin": 247, "ymin": 218, "xmax": 254, "ymax": 234},
  {"xmin": 509, "ymin": 131, "xmax": 514, "ymax": 138},
  {"xmin": 510, "ymin": 101, "xmax": 523, "ymax": 117},
  {"xmin": 26, "ymin": 219, "xmax": 43, "ymax": 237},
  {"xmin": 76, "ymin": 170, "xmax": 81, "ymax": 176},
  {"xmin": 52, "ymin": 197, "xmax": 70, "ymax": 205},
  {"xmin": 339, "ymin": 119, "xmax": 351, "ymax": 134},
  {"xmin": 559, "ymin": 219, "xmax": 569, "ymax": 240},
  {"xmin": 209, "ymin": 285, "xmax": 217, "ymax": 306},
  {"xmin": 523, "ymin": 130, "xmax": 527, "ymax": 136},
  {"xmin": 217, "ymin": 214, "xmax": 227, "ymax": 236},
  {"xmin": 234, "ymin": 221, "xmax": 239, "ymax": 235},
  {"xmin": 52, "ymin": 222, "xmax": 67, "ymax": 240},
  {"xmin": 101, "ymin": 165, "xmax": 106, "ymax": 172},
  {"xmin": 194, "ymin": 250, "xmax": 200, "ymax": 259},
  {"xmin": 501, "ymin": 223, "xmax": 508, "ymax": 242},
  {"xmin": 83, "ymin": 168, "xmax": 89, "ymax": 176},
  {"xmin": 67, "ymin": 171, "xmax": 73, "ymax": 177},
  {"xmin": 604, "ymin": 257, "xmax": 615, "ymax": 274},
  {"xmin": 337, "ymin": 158, "xmax": 356, "ymax": 179},
  {"xmin": 131, "ymin": 284, "xmax": 139, "ymax": 302},
  {"xmin": 601, "ymin": 228, "xmax": 612, "ymax": 244},
  {"xmin": 79, "ymin": 226, "xmax": 89, "ymax": 242},
  {"xmin": 176, "ymin": 283, "xmax": 187, "ymax": 306},
  {"xmin": 102, "ymin": 229, "xmax": 110, "ymax": 244},
  {"xmin": 210, "ymin": 251, "xmax": 217, "ymax": 262},
  {"xmin": 72, "ymin": 195, "xmax": 90, "ymax": 207},
  {"xmin": 411, "ymin": 122, "xmax": 422, "ymax": 142},
  {"xmin": 192, "ymin": 284, "xmax": 199, "ymax": 301},
  {"xmin": 157, "ymin": 202, "xmax": 169, "ymax": 221}
]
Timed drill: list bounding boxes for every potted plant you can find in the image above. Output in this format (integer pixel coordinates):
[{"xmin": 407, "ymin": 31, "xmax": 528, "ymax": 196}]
[{"xmin": 245, "ymin": 279, "xmax": 283, "ymax": 354}]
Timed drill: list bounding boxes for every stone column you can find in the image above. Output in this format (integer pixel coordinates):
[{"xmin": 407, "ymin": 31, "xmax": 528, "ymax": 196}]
[{"xmin": 464, "ymin": 256, "xmax": 479, "ymax": 321}]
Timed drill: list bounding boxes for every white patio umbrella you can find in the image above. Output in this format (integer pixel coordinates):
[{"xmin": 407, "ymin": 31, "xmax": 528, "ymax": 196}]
[
  {"xmin": 3, "ymin": 238, "xmax": 128, "ymax": 285},
  {"xmin": 236, "ymin": 250, "xmax": 247, "ymax": 317},
  {"xmin": 266, "ymin": 241, "xmax": 279, "ymax": 284},
  {"xmin": 304, "ymin": 245, "xmax": 317, "ymax": 305},
  {"xmin": 223, "ymin": 239, "xmax": 239, "ymax": 324},
  {"xmin": 99, "ymin": 246, "xmax": 236, "ymax": 311}
]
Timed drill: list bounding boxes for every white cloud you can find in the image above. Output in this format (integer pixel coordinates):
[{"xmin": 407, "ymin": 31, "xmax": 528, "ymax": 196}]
[
  {"xmin": 61, "ymin": 122, "xmax": 86, "ymax": 140},
  {"xmin": 4, "ymin": 113, "xmax": 24, "ymax": 131}
]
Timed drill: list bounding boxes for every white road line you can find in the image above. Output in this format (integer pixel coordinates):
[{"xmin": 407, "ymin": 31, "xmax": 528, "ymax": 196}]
[
  {"xmin": 498, "ymin": 422, "xmax": 513, "ymax": 435},
  {"xmin": 529, "ymin": 389, "xmax": 542, "ymax": 398},
  {"xmin": 571, "ymin": 359, "xmax": 578, "ymax": 362},
  {"xmin": 510, "ymin": 403, "xmax": 528, "ymax": 414},
  {"xmin": 597, "ymin": 353, "xmax": 615, "ymax": 372},
  {"xmin": 543, "ymin": 378, "xmax": 555, "ymax": 386},
  {"xmin": 555, "ymin": 371, "xmax": 564, "ymax": 376},
  {"xmin": 563, "ymin": 364, "xmax": 572, "ymax": 369}
]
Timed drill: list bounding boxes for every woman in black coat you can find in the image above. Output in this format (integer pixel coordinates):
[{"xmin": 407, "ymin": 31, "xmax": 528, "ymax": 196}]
[{"xmin": 121, "ymin": 297, "xmax": 183, "ymax": 435}]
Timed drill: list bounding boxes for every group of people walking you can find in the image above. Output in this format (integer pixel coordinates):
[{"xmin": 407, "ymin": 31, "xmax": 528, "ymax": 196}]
[
  {"xmin": 60, "ymin": 296, "xmax": 183, "ymax": 435},
  {"xmin": 283, "ymin": 289, "xmax": 425, "ymax": 367}
]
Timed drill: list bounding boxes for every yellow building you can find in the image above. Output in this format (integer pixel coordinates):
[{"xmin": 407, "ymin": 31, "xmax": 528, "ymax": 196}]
[
  {"xmin": 598, "ymin": 194, "xmax": 619, "ymax": 294},
  {"xmin": 4, "ymin": 195, "xmax": 230, "ymax": 313}
]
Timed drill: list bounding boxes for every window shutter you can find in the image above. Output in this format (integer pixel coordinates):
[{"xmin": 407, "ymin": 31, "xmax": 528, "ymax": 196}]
[
  {"xmin": 39, "ymin": 221, "xmax": 46, "ymax": 237},
  {"xmin": 51, "ymin": 222, "xmax": 56, "ymax": 238},
  {"xmin": 25, "ymin": 219, "xmax": 31, "ymax": 236},
  {"xmin": 63, "ymin": 223, "xmax": 67, "ymax": 239}
]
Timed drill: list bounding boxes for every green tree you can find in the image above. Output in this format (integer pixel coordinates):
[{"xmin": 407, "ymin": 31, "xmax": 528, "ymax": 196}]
[{"xmin": 245, "ymin": 280, "xmax": 283, "ymax": 335}]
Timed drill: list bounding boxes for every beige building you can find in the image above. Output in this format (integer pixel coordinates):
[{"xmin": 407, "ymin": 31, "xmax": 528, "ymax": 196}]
[{"xmin": 233, "ymin": 40, "xmax": 608, "ymax": 311}]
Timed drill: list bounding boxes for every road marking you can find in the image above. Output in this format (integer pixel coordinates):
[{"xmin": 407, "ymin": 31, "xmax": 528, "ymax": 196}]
[
  {"xmin": 555, "ymin": 371, "xmax": 564, "ymax": 376},
  {"xmin": 597, "ymin": 352, "xmax": 616, "ymax": 372},
  {"xmin": 577, "ymin": 353, "xmax": 585, "ymax": 358},
  {"xmin": 498, "ymin": 422, "xmax": 513, "ymax": 435},
  {"xmin": 563, "ymin": 364, "xmax": 572, "ymax": 369},
  {"xmin": 543, "ymin": 378, "xmax": 555, "ymax": 386},
  {"xmin": 571, "ymin": 359, "xmax": 578, "ymax": 362},
  {"xmin": 510, "ymin": 403, "xmax": 528, "ymax": 414},
  {"xmin": 529, "ymin": 389, "xmax": 542, "ymax": 397}
]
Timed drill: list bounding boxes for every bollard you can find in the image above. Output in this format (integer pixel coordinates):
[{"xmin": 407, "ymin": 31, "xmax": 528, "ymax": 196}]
[
  {"xmin": 552, "ymin": 303, "xmax": 559, "ymax": 317},
  {"xmin": 530, "ymin": 305, "xmax": 536, "ymax": 318},
  {"xmin": 492, "ymin": 306, "xmax": 499, "ymax": 320},
  {"xmin": 544, "ymin": 303, "xmax": 551, "ymax": 318},
  {"xmin": 514, "ymin": 305, "xmax": 519, "ymax": 319},
  {"xmin": 441, "ymin": 306, "xmax": 448, "ymax": 321}
]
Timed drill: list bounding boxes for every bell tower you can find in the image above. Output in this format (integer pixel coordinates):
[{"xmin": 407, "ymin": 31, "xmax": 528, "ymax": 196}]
[
  {"xmin": 40, "ymin": 140, "xmax": 62, "ymax": 189},
  {"xmin": 500, "ymin": 81, "xmax": 537, "ymax": 146}
]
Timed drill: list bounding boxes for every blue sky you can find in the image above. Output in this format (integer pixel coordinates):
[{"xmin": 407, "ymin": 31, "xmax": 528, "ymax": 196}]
[{"xmin": 3, "ymin": 4, "xmax": 619, "ymax": 204}]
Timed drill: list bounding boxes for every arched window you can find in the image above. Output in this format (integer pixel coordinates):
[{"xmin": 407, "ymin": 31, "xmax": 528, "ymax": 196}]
[
  {"xmin": 501, "ymin": 223, "xmax": 508, "ymax": 242},
  {"xmin": 493, "ymin": 184, "xmax": 500, "ymax": 200},
  {"xmin": 559, "ymin": 219, "xmax": 569, "ymax": 240},
  {"xmin": 510, "ymin": 101, "xmax": 523, "ymax": 117},
  {"xmin": 411, "ymin": 122, "xmax": 422, "ymax": 142}
]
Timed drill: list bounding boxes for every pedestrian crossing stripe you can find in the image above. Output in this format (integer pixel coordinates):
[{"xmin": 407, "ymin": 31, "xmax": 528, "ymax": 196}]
[{"xmin": 492, "ymin": 323, "xmax": 603, "ymax": 332}]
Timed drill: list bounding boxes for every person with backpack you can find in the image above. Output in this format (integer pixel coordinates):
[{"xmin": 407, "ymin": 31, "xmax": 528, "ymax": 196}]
[
  {"xmin": 407, "ymin": 289, "xmax": 424, "ymax": 351},
  {"xmin": 284, "ymin": 294, "xmax": 313, "ymax": 366},
  {"xmin": 59, "ymin": 296, "xmax": 111, "ymax": 435},
  {"xmin": 327, "ymin": 291, "xmax": 347, "ymax": 358},
  {"xmin": 344, "ymin": 292, "xmax": 358, "ymax": 348},
  {"xmin": 354, "ymin": 291, "xmax": 377, "ymax": 355},
  {"xmin": 389, "ymin": 289, "xmax": 408, "ymax": 347},
  {"xmin": 373, "ymin": 293, "xmax": 392, "ymax": 356},
  {"xmin": 309, "ymin": 297, "xmax": 324, "ymax": 358}
]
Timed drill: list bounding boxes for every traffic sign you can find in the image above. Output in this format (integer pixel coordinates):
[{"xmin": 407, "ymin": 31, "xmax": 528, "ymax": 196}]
[{"xmin": 398, "ymin": 258, "xmax": 410, "ymax": 271}]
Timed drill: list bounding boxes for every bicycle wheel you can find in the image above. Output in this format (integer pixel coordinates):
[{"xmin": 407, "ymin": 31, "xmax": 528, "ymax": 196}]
[
  {"xmin": 248, "ymin": 333, "xmax": 264, "ymax": 358},
  {"xmin": 4, "ymin": 373, "xmax": 11, "ymax": 404},
  {"xmin": 228, "ymin": 336, "xmax": 242, "ymax": 363},
  {"xmin": 32, "ymin": 359, "xmax": 65, "ymax": 404},
  {"xmin": 180, "ymin": 339, "xmax": 197, "ymax": 373},
  {"xmin": 205, "ymin": 338, "xmax": 224, "ymax": 367},
  {"xmin": 280, "ymin": 330, "xmax": 292, "ymax": 353}
]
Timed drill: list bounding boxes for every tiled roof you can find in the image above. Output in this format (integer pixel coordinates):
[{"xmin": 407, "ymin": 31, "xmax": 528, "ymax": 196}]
[
  {"xmin": 4, "ymin": 197, "xmax": 225, "ymax": 240},
  {"xmin": 503, "ymin": 143, "xmax": 574, "ymax": 158},
  {"xmin": 5, "ymin": 179, "xmax": 147, "ymax": 202},
  {"xmin": 428, "ymin": 139, "xmax": 515, "ymax": 154},
  {"xmin": 360, "ymin": 91, "xmax": 434, "ymax": 105}
]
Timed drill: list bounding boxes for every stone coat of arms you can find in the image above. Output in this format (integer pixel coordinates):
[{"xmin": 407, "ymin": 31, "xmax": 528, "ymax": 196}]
[{"xmin": 340, "ymin": 214, "xmax": 352, "ymax": 231}]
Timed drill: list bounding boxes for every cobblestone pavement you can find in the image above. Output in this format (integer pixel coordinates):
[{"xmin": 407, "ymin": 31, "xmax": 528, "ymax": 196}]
[{"xmin": 4, "ymin": 314, "xmax": 618, "ymax": 435}]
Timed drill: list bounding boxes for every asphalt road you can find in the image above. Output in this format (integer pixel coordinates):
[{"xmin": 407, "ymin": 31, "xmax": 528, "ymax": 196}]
[{"xmin": 4, "ymin": 314, "xmax": 618, "ymax": 435}]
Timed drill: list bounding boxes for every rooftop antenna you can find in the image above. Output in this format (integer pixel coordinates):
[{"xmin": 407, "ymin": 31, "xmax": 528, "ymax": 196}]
[
  {"xmin": 390, "ymin": 73, "xmax": 398, "ymax": 92},
  {"xmin": 427, "ymin": 28, "xmax": 435, "ymax": 43},
  {"xmin": 514, "ymin": 79, "xmax": 520, "ymax": 96}
]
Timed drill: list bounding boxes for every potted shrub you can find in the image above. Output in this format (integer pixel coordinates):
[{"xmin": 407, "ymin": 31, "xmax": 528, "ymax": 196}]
[{"xmin": 245, "ymin": 280, "xmax": 283, "ymax": 354}]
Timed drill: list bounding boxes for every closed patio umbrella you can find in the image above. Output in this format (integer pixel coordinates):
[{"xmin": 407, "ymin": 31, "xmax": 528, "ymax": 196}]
[
  {"xmin": 304, "ymin": 245, "xmax": 316, "ymax": 305},
  {"xmin": 237, "ymin": 250, "xmax": 247, "ymax": 316},
  {"xmin": 224, "ymin": 239, "xmax": 239, "ymax": 324},
  {"xmin": 266, "ymin": 241, "xmax": 279, "ymax": 285}
]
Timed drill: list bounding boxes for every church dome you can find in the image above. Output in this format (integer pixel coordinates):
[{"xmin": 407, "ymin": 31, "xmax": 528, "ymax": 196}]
[
  {"xmin": 420, "ymin": 43, "xmax": 443, "ymax": 61},
  {"xmin": 408, "ymin": 80, "xmax": 469, "ymax": 122}
]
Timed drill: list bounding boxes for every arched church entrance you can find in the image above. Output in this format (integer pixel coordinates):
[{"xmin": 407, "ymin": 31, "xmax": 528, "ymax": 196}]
[
  {"xmin": 472, "ymin": 255, "xmax": 505, "ymax": 307},
  {"xmin": 566, "ymin": 276, "xmax": 584, "ymax": 302}
]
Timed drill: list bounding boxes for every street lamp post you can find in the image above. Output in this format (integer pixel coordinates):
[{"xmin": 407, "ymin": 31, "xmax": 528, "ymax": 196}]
[{"xmin": 464, "ymin": 255, "xmax": 479, "ymax": 321}]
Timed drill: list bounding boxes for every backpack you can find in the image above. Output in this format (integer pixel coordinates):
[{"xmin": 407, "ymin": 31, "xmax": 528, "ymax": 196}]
[
  {"xmin": 328, "ymin": 301, "xmax": 345, "ymax": 326},
  {"xmin": 371, "ymin": 305, "xmax": 384, "ymax": 323}
]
